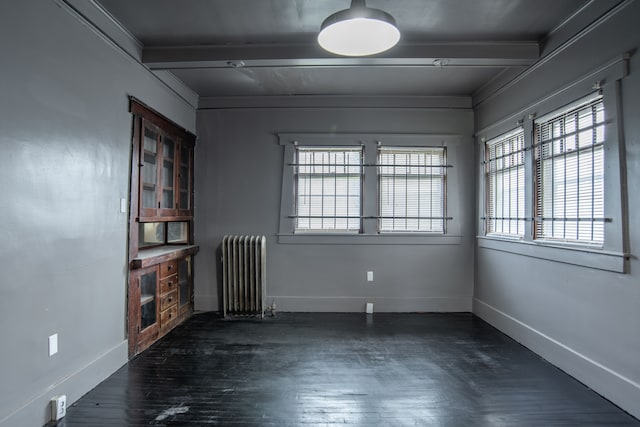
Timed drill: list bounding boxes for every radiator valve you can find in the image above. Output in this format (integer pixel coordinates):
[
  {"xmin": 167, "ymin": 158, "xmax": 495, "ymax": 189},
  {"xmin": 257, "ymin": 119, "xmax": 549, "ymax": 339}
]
[{"xmin": 269, "ymin": 301, "xmax": 276, "ymax": 317}]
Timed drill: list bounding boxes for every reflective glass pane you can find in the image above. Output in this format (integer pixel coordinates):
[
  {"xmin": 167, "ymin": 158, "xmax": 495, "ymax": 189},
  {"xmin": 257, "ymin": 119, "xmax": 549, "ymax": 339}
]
[
  {"xmin": 140, "ymin": 270, "xmax": 157, "ymax": 330},
  {"xmin": 139, "ymin": 222, "xmax": 165, "ymax": 247},
  {"xmin": 167, "ymin": 222, "xmax": 188, "ymax": 243}
]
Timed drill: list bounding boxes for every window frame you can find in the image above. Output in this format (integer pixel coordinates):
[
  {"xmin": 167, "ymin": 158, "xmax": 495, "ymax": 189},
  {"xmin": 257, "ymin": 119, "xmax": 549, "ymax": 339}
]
[
  {"xmin": 476, "ymin": 55, "xmax": 629, "ymax": 273},
  {"xmin": 377, "ymin": 146, "xmax": 448, "ymax": 234},
  {"xmin": 293, "ymin": 146, "xmax": 364, "ymax": 234},
  {"xmin": 484, "ymin": 127, "xmax": 526, "ymax": 239},
  {"xmin": 278, "ymin": 133, "xmax": 464, "ymax": 245},
  {"xmin": 533, "ymin": 93, "xmax": 606, "ymax": 246}
]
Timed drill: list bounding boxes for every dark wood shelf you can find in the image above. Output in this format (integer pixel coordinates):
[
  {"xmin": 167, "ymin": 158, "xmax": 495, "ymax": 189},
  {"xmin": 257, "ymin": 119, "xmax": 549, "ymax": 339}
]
[{"xmin": 131, "ymin": 244, "xmax": 199, "ymax": 269}]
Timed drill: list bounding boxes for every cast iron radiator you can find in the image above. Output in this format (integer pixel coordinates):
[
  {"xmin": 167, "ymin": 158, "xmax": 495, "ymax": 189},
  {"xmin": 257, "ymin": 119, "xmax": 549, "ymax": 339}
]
[{"xmin": 221, "ymin": 235, "xmax": 266, "ymax": 318}]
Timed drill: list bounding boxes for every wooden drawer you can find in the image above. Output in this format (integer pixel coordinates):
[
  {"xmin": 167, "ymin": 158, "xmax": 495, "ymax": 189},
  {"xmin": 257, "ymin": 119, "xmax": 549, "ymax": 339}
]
[
  {"xmin": 160, "ymin": 275, "xmax": 178, "ymax": 293},
  {"xmin": 160, "ymin": 305, "xmax": 178, "ymax": 327},
  {"xmin": 159, "ymin": 289, "xmax": 178, "ymax": 311},
  {"xmin": 160, "ymin": 260, "xmax": 178, "ymax": 278}
]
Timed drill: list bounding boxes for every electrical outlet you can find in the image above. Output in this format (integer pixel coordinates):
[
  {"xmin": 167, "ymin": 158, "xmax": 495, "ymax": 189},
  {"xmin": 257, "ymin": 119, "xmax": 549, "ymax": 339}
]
[
  {"xmin": 366, "ymin": 302, "xmax": 374, "ymax": 314},
  {"xmin": 50, "ymin": 395, "xmax": 66, "ymax": 421},
  {"xmin": 48, "ymin": 334, "xmax": 58, "ymax": 356},
  {"xmin": 367, "ymin": 271, "xmax": 374, "ymax": 282},
  {"xmin": 120, "ymin": 198, "xmax": 128, "ymax": 213}
]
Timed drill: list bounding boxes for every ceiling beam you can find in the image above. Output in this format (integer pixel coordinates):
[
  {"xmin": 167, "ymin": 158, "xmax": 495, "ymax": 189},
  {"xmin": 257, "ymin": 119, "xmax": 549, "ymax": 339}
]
[{"xmin": 143, "ymin": 42, "xmax": 539, "ymax": 70}]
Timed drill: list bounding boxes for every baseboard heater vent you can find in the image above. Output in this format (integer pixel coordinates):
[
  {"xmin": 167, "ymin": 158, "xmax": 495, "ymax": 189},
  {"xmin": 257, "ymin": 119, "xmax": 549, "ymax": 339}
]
[{"xmin": 221, "ymin": 235, "xmax": 266, "ymax": 318}]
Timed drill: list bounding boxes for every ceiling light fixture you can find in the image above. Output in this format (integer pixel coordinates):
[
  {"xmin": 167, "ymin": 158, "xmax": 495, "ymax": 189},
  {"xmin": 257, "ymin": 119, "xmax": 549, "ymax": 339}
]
[{"xmin": 317, "ymin": 0, "xmax": 400, "ymax": 57}]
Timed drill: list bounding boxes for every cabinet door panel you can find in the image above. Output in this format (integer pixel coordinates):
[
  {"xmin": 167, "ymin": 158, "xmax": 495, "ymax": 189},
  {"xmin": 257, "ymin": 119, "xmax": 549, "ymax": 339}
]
[
  {"xmin": 160, "ymin": 136, "xmax": 175, "ymax": 211},
  {"xmin": 139, "ymin": 122, "xmax": 160, "ymax": 218},
  {"xmin": 139, "ymin": 268, "xmax": 157, "ymax": 330},
  {"xmin": 178, "ymin": 256, "xmax": 193, "ymax": 316}
]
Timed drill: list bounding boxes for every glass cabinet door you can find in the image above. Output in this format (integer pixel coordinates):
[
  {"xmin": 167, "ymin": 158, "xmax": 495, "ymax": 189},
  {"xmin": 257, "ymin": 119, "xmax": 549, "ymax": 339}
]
[
  {"xmin": 178, "ymin": 256, "xmax": 191, "ymax": 313},
  {"xmin": 160, "ymin": 136, "xmax": 175, "ymax": 211},
  {"xmin": 140, "ymin": 124, "xmax": 159, "ymax": 216},
  {"xmin": 140, "ymin": 269, "xmax": 157, "ymax": 330},
  {"xmin": 178, "ymin": 143, "xmax": 192, "ymax": 212}
]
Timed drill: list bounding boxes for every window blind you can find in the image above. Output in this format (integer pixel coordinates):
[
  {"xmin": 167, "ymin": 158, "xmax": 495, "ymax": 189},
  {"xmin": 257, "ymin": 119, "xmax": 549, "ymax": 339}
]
[
  {"xmin": 534, "ymin": 94, "xmax": 605, "ymax": 244},
  {"xmin": 378, "ymin": 147, "xmax": 446, "ymax": 232},
  {"xmin": 294, "ymin": 147, "xmax": 362, "ymax": 232},
  {"xmin": 485, "ymin": 128, "xmax": 525, "ymax": 236}
]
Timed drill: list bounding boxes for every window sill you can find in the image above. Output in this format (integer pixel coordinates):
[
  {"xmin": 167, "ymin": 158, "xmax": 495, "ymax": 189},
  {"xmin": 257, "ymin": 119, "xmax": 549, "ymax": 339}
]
[
  {"xmin": 278, "ymin": 234, "xmax": 462, "ymax": 245},
  {"xmin": 476, "ymin": 236, "xmax": 627, "ymax": 273}
]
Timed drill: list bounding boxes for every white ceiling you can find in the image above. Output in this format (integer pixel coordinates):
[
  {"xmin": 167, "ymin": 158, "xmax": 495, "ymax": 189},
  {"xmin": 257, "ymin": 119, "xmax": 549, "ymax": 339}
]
[{"xmin": 94, "ymin": 0, "xmax": 598, "ymax": 100}]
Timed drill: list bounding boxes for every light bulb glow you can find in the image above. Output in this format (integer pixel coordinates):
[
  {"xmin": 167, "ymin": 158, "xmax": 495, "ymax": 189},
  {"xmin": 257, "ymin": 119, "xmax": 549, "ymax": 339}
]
[{"xmin": 318, "ymin": 17, "xmax": 400, "ymax": 56}]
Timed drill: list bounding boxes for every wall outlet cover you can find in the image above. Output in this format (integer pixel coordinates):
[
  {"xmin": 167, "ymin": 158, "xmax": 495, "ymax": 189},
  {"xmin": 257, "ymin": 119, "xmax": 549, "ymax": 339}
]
[
  {"xmin": 366, "ymin": 302, "xmax": 374, "ymax": 314},
  {"xmin": 51, "ymin": 395, "xmax": 66, "ymax": 421},
  {"xmin": 367, "ymin": 271, "xmax": 374, "ymax": 281}
]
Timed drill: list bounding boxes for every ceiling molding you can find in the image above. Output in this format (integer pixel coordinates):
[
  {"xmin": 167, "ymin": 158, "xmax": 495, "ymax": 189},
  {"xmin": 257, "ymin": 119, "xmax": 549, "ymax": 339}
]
[
  {"xmin": 540, "ymin": 0, "xmax": 627, "ymax": 56},
  {"xmin": 472, "ymin": 0, "xmax": 633, "ymax": 109},
  {"xmin": 62, "ymin": 0, "xmax": 143, "ymax": 60},
  {"xmin": 143, "ymin": 42, "xmax": 539, "ymax": 70},
  {"xmin": 198, "ymin": 95, "xmax": 473, "ymax": 110},
  {"xmin": 58, "ymin": 0, "xmax": 199, "ymax": 109}
]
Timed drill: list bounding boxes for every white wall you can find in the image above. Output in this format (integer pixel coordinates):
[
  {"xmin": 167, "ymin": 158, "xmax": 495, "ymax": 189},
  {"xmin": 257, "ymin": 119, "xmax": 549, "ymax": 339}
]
[
  {"xmin": 194, "ymin": 104, "xmax": 475, "ymax": 314},
  {"xmin": 0, "ymin": 1, "xmax": 196, "ymax": 425},
  {"xmin": 473, "ymin": 0, "xmax": 640, "ymax": 418}
]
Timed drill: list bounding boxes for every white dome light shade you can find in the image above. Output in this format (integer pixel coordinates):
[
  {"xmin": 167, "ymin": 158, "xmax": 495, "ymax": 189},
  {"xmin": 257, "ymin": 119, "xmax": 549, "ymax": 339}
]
[{"xmin": 318, "ymin": 2, "xmax": 400, "ymax": 56}]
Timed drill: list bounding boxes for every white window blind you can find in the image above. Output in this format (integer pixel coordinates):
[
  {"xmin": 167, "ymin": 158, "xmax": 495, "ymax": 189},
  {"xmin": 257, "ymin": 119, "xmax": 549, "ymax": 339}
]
[
  {"xmin": 534, "ymin": 94, "xmax": 605, "ymax": 244},
  {"xmin": 295, "ymin": 147, "xmax": 362, "ymax": 232},
  {"xmin": 378, "ymin": 147, "xmax": 446, "ymax": 233},
  {"xmin": 485, "ymin": 128, "xmax": 525, "ymax": 236}
]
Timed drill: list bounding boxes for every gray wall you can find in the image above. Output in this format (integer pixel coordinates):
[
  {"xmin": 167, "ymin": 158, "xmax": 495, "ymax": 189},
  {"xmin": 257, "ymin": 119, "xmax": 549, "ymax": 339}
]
[
  {"xmin": 473, "ymin": 1, "xmax": 640, "ymax": 418},
  {"xmin": 0, "ymin": 1, "xmax": 196, "ymax": 425},
  {"xmin": 194, "ymin": 106, "xmax": 475, "ymax": 313}
]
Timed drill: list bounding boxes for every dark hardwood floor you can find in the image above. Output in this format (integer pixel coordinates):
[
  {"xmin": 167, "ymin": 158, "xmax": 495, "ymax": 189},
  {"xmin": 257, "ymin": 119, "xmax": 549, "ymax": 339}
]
[{"xmin": 52, "ymin": 312, "xmax": 639, "ymax": 426}]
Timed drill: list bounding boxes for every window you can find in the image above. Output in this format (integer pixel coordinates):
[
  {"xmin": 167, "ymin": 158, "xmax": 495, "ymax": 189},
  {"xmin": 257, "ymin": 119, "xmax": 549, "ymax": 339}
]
[
  {"xmin": 378, "ymin": 147, "xmax": 446, "ymax": 233},
  {"xmin": 484, "ymin": 128, "xmax": 525, "ymax": 237},
  {"xmin": 279, "ymin": 133, "xmax": 463, "ymax": 244},
  {"xmin": 534, "ymin": 94, "xmax": 605, "ymax": 245},
  {"xmin": 294, "ymin": 146, "xmax": 362, "ymax": 232},
  {"xmin": 476, "ymin": 57, "xmax": 628, "ymax": 272}
]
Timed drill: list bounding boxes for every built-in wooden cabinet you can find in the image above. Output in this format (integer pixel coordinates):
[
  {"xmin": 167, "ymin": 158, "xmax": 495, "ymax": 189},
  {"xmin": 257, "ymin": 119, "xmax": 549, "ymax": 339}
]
[
  {"xmin": 129, "ymin": 253, "xmax": 195, "ymax": 355},
  {"xmin": 127, "ymin": 98, "xmax": 198, "ymax": 357}
]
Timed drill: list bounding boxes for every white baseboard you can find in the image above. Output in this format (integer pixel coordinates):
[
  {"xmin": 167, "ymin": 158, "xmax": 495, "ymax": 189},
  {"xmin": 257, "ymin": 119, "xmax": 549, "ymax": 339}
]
[
  {"xmin": 473, "ymin": 298, "xmax": 640, "ymax": 420},
  {"xmin": 271, "ymin": 296, "xmax": 472, "ymax": 313},
  {"xmin": 0, "ymin": 340, "xmax": 127, "ymax": 427}
]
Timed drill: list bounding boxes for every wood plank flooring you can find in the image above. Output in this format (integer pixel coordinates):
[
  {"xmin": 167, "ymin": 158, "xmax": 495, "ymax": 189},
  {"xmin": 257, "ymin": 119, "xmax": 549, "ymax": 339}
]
[{"xmin": 51, "ymin": 312, "xmax": 639, "ymax": 426}]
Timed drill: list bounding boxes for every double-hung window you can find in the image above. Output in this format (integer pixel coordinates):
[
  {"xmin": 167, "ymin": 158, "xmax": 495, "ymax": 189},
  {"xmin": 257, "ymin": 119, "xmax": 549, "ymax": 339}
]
[
  {"xmin": 279, "ymin": 133, "xmax": 463, "ymax": 244},
  {"xmin": 477, "ymin": 57, "xmax": 628, "ymax": 272},
  {"xmin": 534, "ymin": 94, "xmax": 605, "ymax": 245},
  {"xmin": 294, "ymin": 147, "xmax": 362, "ymax": 232},
  {"xmin": 484, "ymin": 128, "xmax": 525, "ymax": 237},
  {"xmin": 378, "ymin": 147, "xmax": 447, "ymax": 233}
]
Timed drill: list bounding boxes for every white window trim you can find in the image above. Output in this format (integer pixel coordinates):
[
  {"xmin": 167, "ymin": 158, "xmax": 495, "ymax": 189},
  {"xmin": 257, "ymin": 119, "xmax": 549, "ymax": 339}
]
[
  {"xmin": 476, "ymin": 55, "xmax": 630, "ymax": 273},
  {"xmin": 278, "ymin": 133, "xmax": 464, "ymax": 245},
  {"xmin": 484, "ymin": 127, "xmax": 526, "ymax": 238},
  {"xmin": 378, "ymin": 146, "xmax": 448, "ymax": 233}
]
